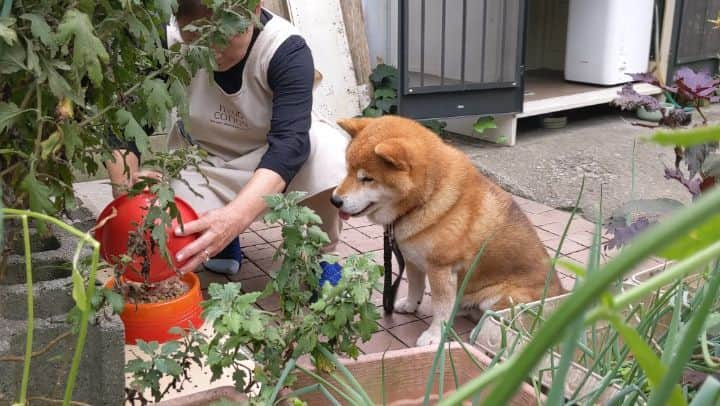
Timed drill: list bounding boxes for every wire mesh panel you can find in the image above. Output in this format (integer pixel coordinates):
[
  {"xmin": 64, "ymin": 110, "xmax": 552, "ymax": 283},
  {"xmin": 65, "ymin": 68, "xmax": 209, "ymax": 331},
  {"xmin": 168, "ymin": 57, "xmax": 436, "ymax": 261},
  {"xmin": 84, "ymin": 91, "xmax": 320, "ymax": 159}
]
[{"xmin": 399, "ymin": 0, "xmax": 527, "ymax": 119}]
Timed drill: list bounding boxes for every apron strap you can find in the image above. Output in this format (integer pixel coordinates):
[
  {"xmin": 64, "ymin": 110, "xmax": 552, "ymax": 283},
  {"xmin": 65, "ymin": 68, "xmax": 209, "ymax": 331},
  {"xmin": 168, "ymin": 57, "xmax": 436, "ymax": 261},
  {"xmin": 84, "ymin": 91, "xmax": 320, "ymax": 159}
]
[{"xmin": 383, "ymin": 224, "xmax": 405, "ymax": 314}]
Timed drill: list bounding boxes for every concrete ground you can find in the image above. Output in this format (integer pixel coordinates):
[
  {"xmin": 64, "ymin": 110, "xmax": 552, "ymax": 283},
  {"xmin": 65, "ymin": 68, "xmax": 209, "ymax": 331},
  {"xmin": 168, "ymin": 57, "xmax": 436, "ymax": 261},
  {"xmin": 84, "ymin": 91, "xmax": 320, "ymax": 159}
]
[{"xmin": 447, "ymin": 103, "xmax": 720, "ymax": 223}]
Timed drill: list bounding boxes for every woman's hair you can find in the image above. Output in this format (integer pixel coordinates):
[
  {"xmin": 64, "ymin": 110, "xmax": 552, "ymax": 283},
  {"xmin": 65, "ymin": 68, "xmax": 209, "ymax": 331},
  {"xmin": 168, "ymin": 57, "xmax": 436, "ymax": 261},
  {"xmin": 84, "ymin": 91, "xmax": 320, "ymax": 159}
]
[{"xmin": 176, "ymin": 0, "xmax": 212, "ymax": 21}]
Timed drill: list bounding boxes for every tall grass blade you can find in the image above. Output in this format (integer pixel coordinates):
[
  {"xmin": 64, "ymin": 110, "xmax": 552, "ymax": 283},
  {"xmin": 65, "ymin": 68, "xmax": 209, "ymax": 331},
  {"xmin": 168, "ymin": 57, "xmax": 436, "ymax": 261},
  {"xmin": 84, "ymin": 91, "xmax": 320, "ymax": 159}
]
[
  {"xmin": 649, "ymin": 261, "xmax": 720, "ymax": 406},
  {"xmin": 688, "ymin": 376, "xmax": 720, "ymax": 405}
]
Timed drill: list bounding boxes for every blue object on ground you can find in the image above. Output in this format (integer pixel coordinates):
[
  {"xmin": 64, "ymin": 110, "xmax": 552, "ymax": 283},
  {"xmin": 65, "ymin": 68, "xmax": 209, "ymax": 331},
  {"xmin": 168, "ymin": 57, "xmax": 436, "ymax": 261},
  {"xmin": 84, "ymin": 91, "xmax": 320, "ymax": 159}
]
[
  {"xmin": 203, "ymin": 237, "xmax": 243, "ymax": 275},
  {"xmin": 319, "ymin": 261, "xmax": 343, "ymax": 287}
]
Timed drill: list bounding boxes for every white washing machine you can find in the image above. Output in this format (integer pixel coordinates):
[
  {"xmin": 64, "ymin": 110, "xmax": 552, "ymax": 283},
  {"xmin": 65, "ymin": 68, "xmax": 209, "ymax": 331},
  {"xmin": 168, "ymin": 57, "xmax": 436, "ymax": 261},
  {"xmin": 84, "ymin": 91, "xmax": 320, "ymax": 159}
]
[{"xmin": 564, "ymin": 0, "xmax": 655, "ymax": 85}]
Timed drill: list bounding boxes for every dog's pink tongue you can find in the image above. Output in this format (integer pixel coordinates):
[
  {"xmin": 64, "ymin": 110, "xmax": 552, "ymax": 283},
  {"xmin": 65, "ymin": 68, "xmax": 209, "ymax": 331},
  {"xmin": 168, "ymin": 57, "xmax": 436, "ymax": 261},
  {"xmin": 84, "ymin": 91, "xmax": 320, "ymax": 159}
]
[{"xmin": 339, "ymin": 211, "xmax": 351, "ymax": 221}]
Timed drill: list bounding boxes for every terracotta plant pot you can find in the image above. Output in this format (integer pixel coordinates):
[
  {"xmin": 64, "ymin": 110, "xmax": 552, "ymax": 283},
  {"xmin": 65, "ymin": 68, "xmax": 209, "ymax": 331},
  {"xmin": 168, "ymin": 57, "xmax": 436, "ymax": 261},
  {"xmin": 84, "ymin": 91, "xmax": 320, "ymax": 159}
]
[
  {"xmin": 105, "ymin": 272, "xmax": 204, "ymax": 344},
  {"xmin": 94, "ymin": 191, "xmax": 199, "ymax": 283},
  {"xmin": 292, "ymin": 342, "xmax": 541, "ymax": 405}
]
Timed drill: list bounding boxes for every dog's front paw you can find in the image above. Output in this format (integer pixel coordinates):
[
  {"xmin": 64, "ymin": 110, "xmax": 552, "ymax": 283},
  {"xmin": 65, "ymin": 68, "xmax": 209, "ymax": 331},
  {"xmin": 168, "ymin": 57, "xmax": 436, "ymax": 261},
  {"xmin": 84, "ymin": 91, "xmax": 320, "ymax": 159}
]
[
  {"xmin": 416, "ymin": 328, "xmax": 442, "ymax": 347},
  {"xmin": 394, "ymin": 297, "xmax": 420, "ymax": 314}
]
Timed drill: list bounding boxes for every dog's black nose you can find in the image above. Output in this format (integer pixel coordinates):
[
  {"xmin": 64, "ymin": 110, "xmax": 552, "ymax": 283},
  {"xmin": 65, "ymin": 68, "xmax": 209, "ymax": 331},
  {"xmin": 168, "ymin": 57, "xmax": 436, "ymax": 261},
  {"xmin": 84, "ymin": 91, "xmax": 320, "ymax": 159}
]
[{"xmin": 330, "ymin": 195, "xmax": 343, "ymax": 208}]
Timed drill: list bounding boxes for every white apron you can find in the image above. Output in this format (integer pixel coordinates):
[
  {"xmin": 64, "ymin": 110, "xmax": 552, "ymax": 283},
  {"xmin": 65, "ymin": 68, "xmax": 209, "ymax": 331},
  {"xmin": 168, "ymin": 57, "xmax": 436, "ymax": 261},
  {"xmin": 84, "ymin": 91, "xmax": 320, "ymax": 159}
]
[{"xmin": 166, "ymin": 12, "xmax": 349, "ymax": 212}]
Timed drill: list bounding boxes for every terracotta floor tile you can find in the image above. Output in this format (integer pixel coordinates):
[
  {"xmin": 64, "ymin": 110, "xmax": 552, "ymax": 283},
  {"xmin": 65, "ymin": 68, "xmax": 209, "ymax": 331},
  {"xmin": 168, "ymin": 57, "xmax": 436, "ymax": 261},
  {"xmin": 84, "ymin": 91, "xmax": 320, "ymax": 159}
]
[
  {"xmin": 347, "ymin": 236, "xmax": 385, "ymax": 252},
  {"xmin": 196, "ymin": 269, "xmax": 230, "ymax": 289},
  {"xmin": 333, "ymin": 241, "xmax": 360, "ymax": 258},
  {"xmin": 243, "ymin": 243, "xmax": 278, "ymax": 262},
  {"xmin": 255, "ymin": 226, "xmax": 283, "ymax": 243},
  {"xmin": 240, "ymin": 231, "xmax": 266, "ymax": 247},
  {"xmin": 554, "ymin": 257, "xmax": 584, "ymax": 279},
  {"xmin": 358, "ymin": 330, "xmax": 407, "ymax": 354},
  {"xmin": 512, "ymin": 195, "xmax": 532, "ymax": 206},
  {"xmin": 253, "ymin": 258, "xmax": 282, "ymax": 276},
  {"xmin": 227, "ymin": 260, "xmax": 266, "ymax": 281},
  {"xmin": 567, "ymin": 249, "xmax": 611, "ymax": 266},
  {"xmin": 240, "ymin": 275, "xmax": 271, "ymax": 293},
  {"xmin": 249, "ymin": 220, "xmax": 273, "ymax": 231},
  {"xmin": 560, "ymin": 276, "xmax": 577, "ymax": 291},
  {"xmin": 422, "ymin": 316, "xmax": 477, "ymax": 335},
  {"xmin": 340, "ymin": 228, "xmax": 369, "ymax": 244},
  {"xmin": 257, "ymin": 293, "xmax": 280, "ymax": 312},
  {"xmin": 355, "ymin": 225, "xmax": 385, "ymax": 238},
  {"xmin": 520, "ymin": 200, "xmax": 555, "ymax": 215},
  {"xmin": 544, "ymin": 237, "xmax": 586, "ymax": 255},
  {"xmin": 346, "ymin": 216, "xmax": 374, "ymax": 228},
  {"xmin": 534, "ymin": 228, "xmax": 559, "ymax": 242},
  {"xmin": 541, "ymin": 219, "xmax": 596, "ymax": 235},
  {"xmin": 389, "ymin": 320, "xmax": 431, "ymax": 347},
  {"xmin": 376, "ymin": 311, "xmax": 422, "ymax": 329},
  {"xmin": 528, "ymin": 210, "xmax": 571, "ymax": 227}
]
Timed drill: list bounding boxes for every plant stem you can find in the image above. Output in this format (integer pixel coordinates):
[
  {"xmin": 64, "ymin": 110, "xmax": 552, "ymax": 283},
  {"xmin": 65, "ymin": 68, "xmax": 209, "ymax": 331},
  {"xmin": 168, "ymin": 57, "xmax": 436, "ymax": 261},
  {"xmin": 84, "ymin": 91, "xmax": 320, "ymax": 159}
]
[
  {"xmin": 439, "ymin": 185, "xmax": 720, "ymax": 405},
  {"xmin": 18, "ymin": 215, "xmax": 33, "ymax": 405},
  {"xmin": 649, "ymin": 262, "xmax": 720, "ymax": 405},
  {"xmin": 64, "ymin": 241, "xmax": 100, "ymax": 405},
  {"xmin": 585, "ymin": 240, "xmax": 720, "ymax": 325},
  {"xmin": 268, "ymin": 358, "xmax": 297, "ymax": 404},
  {"xmin": 318, "ymin": 346, "xmax": 373, "ymax": 405},
  {"xmin": 695, "ymin": 105, "xmax": 708, "ymax": 125}
]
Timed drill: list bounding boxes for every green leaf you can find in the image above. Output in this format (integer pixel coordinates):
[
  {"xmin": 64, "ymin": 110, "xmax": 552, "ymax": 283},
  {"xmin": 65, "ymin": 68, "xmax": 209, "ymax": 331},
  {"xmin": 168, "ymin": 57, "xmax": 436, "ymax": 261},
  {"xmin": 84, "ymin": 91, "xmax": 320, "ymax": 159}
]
[
  {"xmin": 40, "ymin": 131, "xmax": 63, "ymax": 160},
  {"xmin": 142, "ymin": 78, "xmax": 173, "ymax": 127},
  {"xmin": 19, "ymin": 172, "xmax": 55, "ymax": 215},
  {"xmin": 0, "ymin": 17, "xmax": 17, "ymax": 45},
  {"xmin": 155, "ymin": 358, "xmax": 182, "ymax": 376},
  {"xmin": 161, "ymin": 341, "xmax": 181, "ymax": 355},
  {"xmin": 607, "ymin": 315, "xmax": 686, "ymax": 406},
  {"xmin": 104, "ymin": 289, "xmax": 125, "ymax": 314},
  {"xmin": 650, "ymin": 125, "xmax": 720, "ymax": 147},
  {"xmin": 661, "ymin": 212, "xmax": 720, "ymax": 260},
  {"xmin": 155, "ymin": 0, "xmax": 179, "ymax": 20},
  {"xmin": 116, "ymin": 109, "xmax": 149, "ymax": 156},
  {"xmin": 0, "ymin": 102, "xmax": 20, "ymax": 134},
  {"xmin": 0, "ymin": 41, "xmax": 26, "ymax": 74},
  {"xmin": 25, "ymin": 40, "xmax": 42, "ymax": 78},
  {"xmin": 169, "ymin": 79, "xmax": 189, "ymax": 122},
  {"xmin": 362, "ymin": 106, "xmax": 383, "ymax": 117},
  {"xmin": 473, "ymin": 116, "xmax": 497, "ymax": 134},
  {"xmin": 56, "ymin": 9, "xmax": 109, "ymax": 86},
  {"xmin": 20, "ymin": 14, "xmax": 53, "ymax": 47},
  {"xmin": 71, "ymin": 269, "xmax": 88, "ymax": 311},
  {"xmin": 373, "ymin": 88, "xmax": 396, "ymax": 99},
  {"xmin": 369, "ymin": 64, "xmax": 398, "ymax": 86},
  {"xmin": 308, "ymin": 225, "xmax": 331, "ymax": 245},
  {"xmin": 701, "ymin": 153, "xmax": 720, "ymax": 178}
]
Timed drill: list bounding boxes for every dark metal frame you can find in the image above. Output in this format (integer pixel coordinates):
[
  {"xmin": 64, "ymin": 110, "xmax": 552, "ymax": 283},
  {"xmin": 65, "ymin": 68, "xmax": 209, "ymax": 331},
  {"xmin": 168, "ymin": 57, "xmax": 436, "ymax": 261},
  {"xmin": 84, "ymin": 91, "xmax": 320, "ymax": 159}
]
[
  {"xmin": 397, "ymin": 0, "xmax": 527, "ymax": 120},
  {"xmin": 666, "ymin": 0, "xmax": 720, "ymax": 80}
]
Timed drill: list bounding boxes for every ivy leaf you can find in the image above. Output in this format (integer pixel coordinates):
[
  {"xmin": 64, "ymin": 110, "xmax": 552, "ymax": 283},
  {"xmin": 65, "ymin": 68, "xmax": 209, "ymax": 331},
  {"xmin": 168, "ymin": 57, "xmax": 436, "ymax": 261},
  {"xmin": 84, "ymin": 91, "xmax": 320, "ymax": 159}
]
[
  {"xmin": 116, "ymin": 109, "xmax": 150, "ymax": 156},
  {"xmin": 473, "ymin": 116, "xmax": 497, "ymax": 134},
  {"xmin": 56, "ymin": 9, "xmax": 110, "ymax": 86},
  {"xmin": 362, "ymin": 106, "xmax": 383, "ymax": 117},
  {"xmin": 0, "ymin": 102, "xmax": 20, "ymax": 134},
  {"xmin": 19, "ymin": 171, "xmax": 56, "ymax": 215},
  {"xmin": 0, "ymin": 17, "xmax": 17, "ymax": 45},
  {"xmin": 369, "ymin": 64, "xmax": 398, "ymax": 87},
  {"xmin": 20, "ymin": 14, "xmax": 53, "ymax": 47},
  {"xmin": 373, "ymin": 88, "xmax": 396, "ymax": 99}
]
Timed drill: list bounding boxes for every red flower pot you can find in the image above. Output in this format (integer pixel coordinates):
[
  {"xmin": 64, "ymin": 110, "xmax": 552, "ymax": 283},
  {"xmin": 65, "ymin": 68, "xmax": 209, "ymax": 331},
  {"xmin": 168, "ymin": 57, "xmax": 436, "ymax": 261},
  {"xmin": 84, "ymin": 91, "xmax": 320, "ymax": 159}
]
[
  {"xmin": 94, "ymin": 192, "xmax": 199, "ymax": 283},
  {"xmin": 106, "ymin": 272, "xmax": 204, "ymax": 344}
]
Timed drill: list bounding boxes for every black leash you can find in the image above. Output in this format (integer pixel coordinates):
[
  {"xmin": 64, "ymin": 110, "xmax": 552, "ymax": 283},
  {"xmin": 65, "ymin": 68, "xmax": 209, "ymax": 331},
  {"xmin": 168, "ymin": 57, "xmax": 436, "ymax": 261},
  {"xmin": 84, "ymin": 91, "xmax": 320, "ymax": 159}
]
[{"xmin": 383, "ymin": 224, "xmax": 405, "ymax": 314}]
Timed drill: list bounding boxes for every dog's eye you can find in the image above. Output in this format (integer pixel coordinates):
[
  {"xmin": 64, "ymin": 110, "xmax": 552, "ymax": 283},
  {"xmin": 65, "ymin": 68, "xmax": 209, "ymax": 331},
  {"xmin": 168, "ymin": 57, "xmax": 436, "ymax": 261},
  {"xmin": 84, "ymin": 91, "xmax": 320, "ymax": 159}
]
[{"xmin": 361, "ymin": 176, "xmax": 374, "ymax": 183}]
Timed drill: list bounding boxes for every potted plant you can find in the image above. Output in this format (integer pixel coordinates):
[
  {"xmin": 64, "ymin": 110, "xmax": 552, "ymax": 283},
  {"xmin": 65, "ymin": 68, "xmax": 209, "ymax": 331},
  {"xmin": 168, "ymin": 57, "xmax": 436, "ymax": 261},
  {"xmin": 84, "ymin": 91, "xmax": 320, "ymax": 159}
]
[
  {"xmin": 123, "ymin": 192, "xmax": 383, "ymax": 404},
  {"xmin": 0, "ymin": 0, "xmax": 259, "ymax": 402}
]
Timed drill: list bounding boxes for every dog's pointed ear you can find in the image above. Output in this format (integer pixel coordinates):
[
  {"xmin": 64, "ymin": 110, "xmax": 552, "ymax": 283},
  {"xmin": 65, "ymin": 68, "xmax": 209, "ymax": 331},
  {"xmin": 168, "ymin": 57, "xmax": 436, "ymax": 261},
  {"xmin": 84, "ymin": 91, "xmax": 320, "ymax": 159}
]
[
  {"xmin": 374, "ymin": 139, "xmax": 409, "ymax": 171},
  {"xmin": 337, "ymin": 117, "xmax": 373, "ymax": 137}
]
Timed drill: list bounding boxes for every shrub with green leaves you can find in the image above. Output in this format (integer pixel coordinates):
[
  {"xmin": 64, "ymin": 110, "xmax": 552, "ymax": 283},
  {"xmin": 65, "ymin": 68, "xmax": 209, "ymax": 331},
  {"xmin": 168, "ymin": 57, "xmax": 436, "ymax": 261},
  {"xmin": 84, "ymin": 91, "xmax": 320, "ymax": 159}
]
[{"xmin": 127, "ymin": 192, "xmax": 382, "ymax": 404}]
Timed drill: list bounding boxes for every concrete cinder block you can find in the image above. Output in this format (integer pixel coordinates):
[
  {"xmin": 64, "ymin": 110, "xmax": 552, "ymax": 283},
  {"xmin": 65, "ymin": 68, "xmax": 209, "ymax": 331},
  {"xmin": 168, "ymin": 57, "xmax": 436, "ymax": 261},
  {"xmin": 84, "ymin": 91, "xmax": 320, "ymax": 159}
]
[{"xmin": 0, "ymin": 207, "xmax": 125, "ymax": 406}]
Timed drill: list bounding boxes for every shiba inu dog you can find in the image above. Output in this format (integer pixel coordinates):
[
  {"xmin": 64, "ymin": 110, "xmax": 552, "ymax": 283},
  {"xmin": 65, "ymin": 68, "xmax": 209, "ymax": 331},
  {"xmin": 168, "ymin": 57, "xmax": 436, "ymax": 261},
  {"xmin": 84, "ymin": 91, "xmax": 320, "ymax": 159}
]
[{"xmin": 331, "ymin": 116, "xmax": 564, "ymax": 346}]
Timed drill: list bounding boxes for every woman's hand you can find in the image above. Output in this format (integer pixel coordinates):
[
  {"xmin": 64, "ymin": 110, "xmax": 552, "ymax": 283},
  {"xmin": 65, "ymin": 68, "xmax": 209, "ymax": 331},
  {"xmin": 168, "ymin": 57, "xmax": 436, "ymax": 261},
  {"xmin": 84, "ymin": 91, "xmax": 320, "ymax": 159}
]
[
  {"xmin": 172, "ymin": 168, "xmax": 287, "ymax": 274},
  {"xmin": 173, "ymin": 206, "xmax": 244, "ymax": 274}
]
